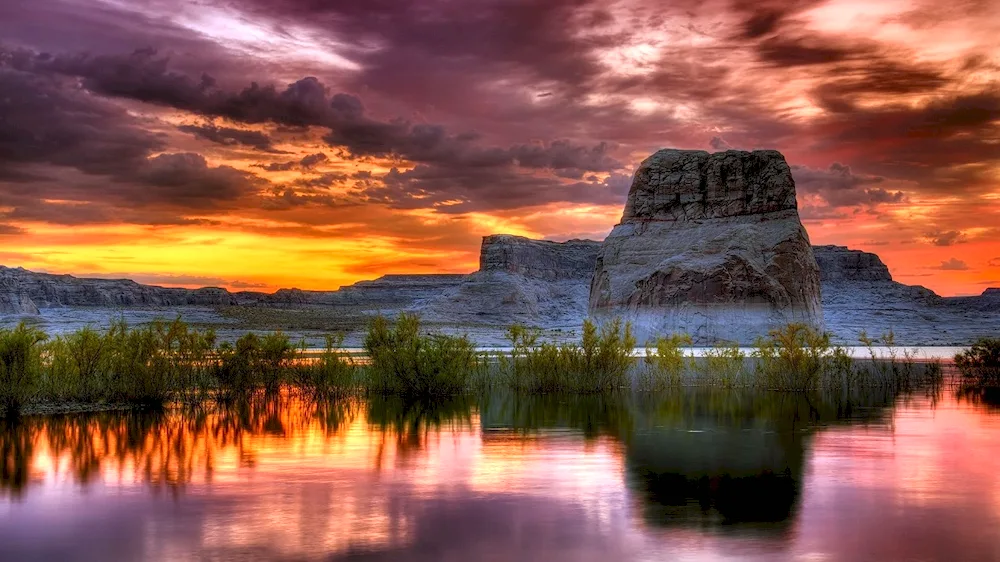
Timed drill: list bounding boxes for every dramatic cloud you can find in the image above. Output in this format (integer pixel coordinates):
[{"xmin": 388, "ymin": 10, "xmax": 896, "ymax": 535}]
[
  {"xmin": 926, "ymin": 230, "xmax": 967, "ymax": 247},
  {"xmin": 0, "ymin": 0, "xmax": 997, "ymax": 294},
  {"xmin": 792, "ymin": 163, "xmax": 902, "ymax": 210},
  {"xmin": 177, "ymin": 124, "xmax": 276, "ymax": 151},
  {"xmin": 936, "ymin": 258, "xmax": 970, "ymax": 271}
]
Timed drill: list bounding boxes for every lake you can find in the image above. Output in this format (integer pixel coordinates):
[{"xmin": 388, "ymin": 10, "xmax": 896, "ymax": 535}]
[{"xmin": 2, "ymin": 382, "xmax": 999, "ymax": 561}]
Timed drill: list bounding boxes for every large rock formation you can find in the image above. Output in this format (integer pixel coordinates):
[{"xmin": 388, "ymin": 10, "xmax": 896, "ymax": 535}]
[
  {"xmin": 420, "ymin": 235, "xmax": 601, "ymax": 327},
  {"xmin": 590, "ymin": 149, "xmax": 823, "ymax": 343}
]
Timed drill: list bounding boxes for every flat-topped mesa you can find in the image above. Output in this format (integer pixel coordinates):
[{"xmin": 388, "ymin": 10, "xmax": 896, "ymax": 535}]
[
  {"xmin": 622, "ymin": 149, "xmax": 797, "ymax": 222},
  {"xmin": 480, "ymin": 234, "xmax": 602, "ymax": 280},
  {"xmin": 812, "ymin": 245, "xmax": 893, "ymax": 282},
  {"xmin": 590, "ymin": 149, "xmax": 823, "ymax": 343}
]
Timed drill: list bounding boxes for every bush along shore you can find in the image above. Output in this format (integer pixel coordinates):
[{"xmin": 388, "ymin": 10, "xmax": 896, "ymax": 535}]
[{"xmin": 0, "ymin": 316, "xmax": 946, "ymax": 417}]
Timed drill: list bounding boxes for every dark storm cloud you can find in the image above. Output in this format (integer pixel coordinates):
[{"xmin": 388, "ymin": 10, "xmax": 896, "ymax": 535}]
[
  {"xmin": 177, "ymin": 124, "xmax": 276, "ymax": 151},
  {"xmin": 0, "ymin": 68, "xmax": 165, "ymax": 177},
  {"xmin": 756, "ymin": 36, "xmax": 860, "ymax": 66},
  {"xmin": 0, "ymin": 66, "xmax": 272, "ymax": 224},
  {"xmin": 0, "ymin": 224, "xmax": 25, "ymax": 236},
  {"xmin": 807, "ymin": 91, "xmax": 1000, "ymax": 189},
  {"xmin": 127, "ymin": 153, "xmax": 261, "ymax": 209},
  {"xmin": 261, "ymin": 152, "xmax": 329, "ymax": 172},
  {"xmin": 9, "ymin": 47, "xmax": 622, "ymax": 174},
  {"xmin": 373, "ymin": 162, "xmax": 628, "ymax": 213},
  {"xmin": 0, "ymin": 0, "xmax": 997, "ymax": 229}
]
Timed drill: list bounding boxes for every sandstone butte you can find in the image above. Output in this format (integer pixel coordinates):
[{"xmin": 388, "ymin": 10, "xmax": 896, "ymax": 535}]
[{"xmin": 589, "ymin": 149, "xmax": 823, "ymax": 343}]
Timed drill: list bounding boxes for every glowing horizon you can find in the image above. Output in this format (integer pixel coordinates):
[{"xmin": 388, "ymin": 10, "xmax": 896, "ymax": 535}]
[{"xmin": 1, "ymin": 0, "xmax": 997, "ymax": 296}]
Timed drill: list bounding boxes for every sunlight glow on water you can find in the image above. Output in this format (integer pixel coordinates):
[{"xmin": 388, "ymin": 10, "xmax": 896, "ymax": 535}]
[{"xmin": 2, "ymin": 386, "xmax": 1000, "ymax": 561}]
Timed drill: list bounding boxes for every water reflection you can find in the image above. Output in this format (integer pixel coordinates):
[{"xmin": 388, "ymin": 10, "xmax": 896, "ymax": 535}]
[{"xmin": 2, "ymin": 386, "xmax": 1000, "ymax": 560}]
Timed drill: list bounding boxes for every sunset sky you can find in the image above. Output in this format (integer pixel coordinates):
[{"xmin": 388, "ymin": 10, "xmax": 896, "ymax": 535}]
[{"xmin": 0, "ymin": 0, "xmax": 998, "ymax": 296}]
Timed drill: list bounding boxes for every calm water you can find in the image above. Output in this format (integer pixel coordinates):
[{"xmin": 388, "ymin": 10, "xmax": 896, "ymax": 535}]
[{"xmin": 2, "ymin": 385, "xmax": 1000, "ymax": 561}]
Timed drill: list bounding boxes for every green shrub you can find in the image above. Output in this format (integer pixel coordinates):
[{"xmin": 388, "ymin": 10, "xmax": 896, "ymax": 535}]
[
  {"xmin": 364, "ymin": 314, "xmax": 476, "ymax": 397},
  {"xmin": 956, "ymin": 338, "xmax": 1000, "ymax": 386},
  {"xmin": 641, "ymin": 333, "xmax": 692, "ymax": 390},
  {"xmin": 100, "ymin": 320, "xmax": 177, "ymax": 406},
  {"xmin": 700, "ymin": 342, "xmax": 747, "ymax": 388},
  {"xmin": 499, "ymin": 319, "xmax": 636, "ymax": 393},
  {"xmin": 213, "ymin": 331, "xmax": 296, "ymax": 396},
  {"xmin": 156, "ymin": 318, "xmax": 216, "ymax": 397},
  {"xmin": 295, "ymin": 335, "xmax": 357, "ymax": 397},
  {"xmin": 857, "ymin": 329, "xmax": 923, "ymax": 390},
  {"xmin": 0, "ymin": 324, "xmax": 47, "ymax": 417},
  {"xmin": 753, "ymin": 323, "xmax": 834, "ymax": 392}
]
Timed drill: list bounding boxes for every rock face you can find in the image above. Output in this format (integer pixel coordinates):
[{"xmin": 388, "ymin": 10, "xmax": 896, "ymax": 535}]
[
  {"xmin": 0, "ymin": 266, "xmax": 238, "ymax": 309},
  {"xmin": 589, "ymin": 149, "xmax": 823, "ymax": 343},
  {"xmin": 421, "ymin": 235, "xmax": 601, "ymax": 327},
  {"xmin": 479, "ymin": 235, "xmax": 601, "ymax": 281},
  {"xmin": 0, "ymin": 272, "xmax": 39, "ymax": 315},
  {"xmin": 813, "ymin": 245, "xmax": 892, "ymax": 282},
  {"xmin": 814, "ymin": 246, "xmax": 1000, "ymax": 344}
]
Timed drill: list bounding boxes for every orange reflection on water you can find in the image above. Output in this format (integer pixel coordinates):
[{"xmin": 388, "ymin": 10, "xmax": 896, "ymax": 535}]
[{"xmin": 3, "ymin": 387, "xmax": 1000, "ymax": 561}]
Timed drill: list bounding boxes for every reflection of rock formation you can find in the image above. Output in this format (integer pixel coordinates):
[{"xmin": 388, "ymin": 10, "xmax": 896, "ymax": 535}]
[
  {"xmin": 590, "ymin": 149, "xmax": 823, "ymax": 343},
  {"xmin": 623, "ymin": 389, "xmax": 896, "ymax": 528},
  {"xmin": 477, "ymin": 389, "xmax": 897, "ymax": 530}
]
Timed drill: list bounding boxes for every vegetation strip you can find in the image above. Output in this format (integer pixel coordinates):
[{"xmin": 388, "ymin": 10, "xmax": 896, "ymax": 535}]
[{"xmin": 0, "ymin": 316, "xmax": 957, "ymax": 418}]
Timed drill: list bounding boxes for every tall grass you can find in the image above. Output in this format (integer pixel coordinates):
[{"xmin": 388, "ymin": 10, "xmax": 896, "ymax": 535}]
[
  {"xmin": 0, "ymin": 316, "xmax": 954, "ymax": 417},
  {"xmin": 498, "ymin": 319, "xmax": 636, "ymax": 393},
  {"xmin": 363, "ymin": 314, "xmax": 476, "ymax": 397}
]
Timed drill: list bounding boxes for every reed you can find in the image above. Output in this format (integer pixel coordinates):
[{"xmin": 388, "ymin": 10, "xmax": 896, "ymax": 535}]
[
  {"xmin": 498, "ymin": 319, "xmax": 636, "ymax": 393},
  {"xmin": 212, "ymin": 331, "xmax": 297, "ymax": 398},
  {"xmin": 699, "ymin": 341, "xmax": 747, "ymax": 389}
]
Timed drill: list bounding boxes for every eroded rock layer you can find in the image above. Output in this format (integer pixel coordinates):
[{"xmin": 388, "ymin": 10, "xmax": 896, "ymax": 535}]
[
  {"xmin": 813, "ymin": 246, "xmax": 1000, "ymax": 344},
  {"xmin": 590, "ymin": 149, "xmax": 823, "ymax": 343},
  {"xmin": 419, "ymin": 235, "xmax": 602, "ymax": 327}
]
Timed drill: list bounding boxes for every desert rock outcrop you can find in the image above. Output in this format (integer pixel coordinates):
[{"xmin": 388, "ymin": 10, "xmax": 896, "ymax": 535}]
[
  {"xmin": 589, "ymin": 149, "xmax": 823, "ymax": 342},
  {"xmin": 421, "ymin": 235, "xmax": 601, "ymax": 326}
]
